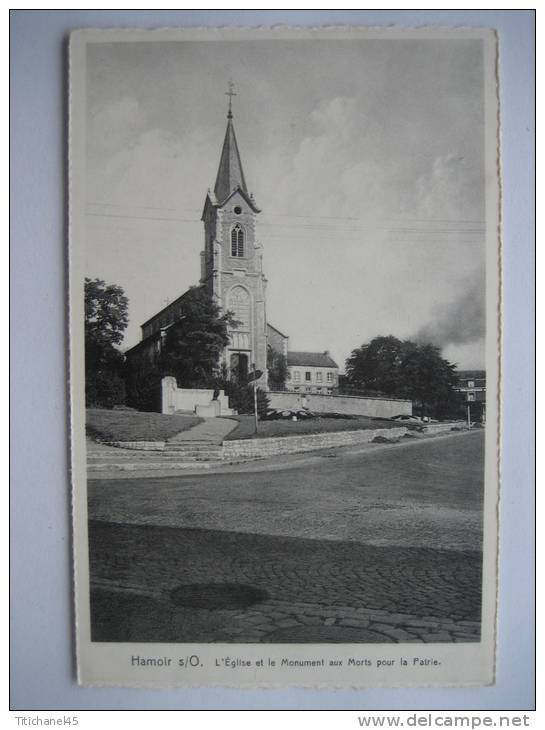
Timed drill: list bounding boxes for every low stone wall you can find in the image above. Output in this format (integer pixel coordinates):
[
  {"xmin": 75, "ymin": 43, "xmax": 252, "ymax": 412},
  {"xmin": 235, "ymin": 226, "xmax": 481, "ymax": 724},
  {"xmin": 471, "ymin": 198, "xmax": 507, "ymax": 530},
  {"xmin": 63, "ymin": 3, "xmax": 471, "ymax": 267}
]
[
  {"xmin": 106, "ymin": 441, "xmax": 165, "ymax": 451},
  {"xmin": 421, "ymin": 422, "xmax": 466, "ymax": 434},
  {"xmin": 222, "ymin": 426, "xmax": 408, "ymax": 460},
  {"xmin": 267, "ymin": 391, "xmax": 412, "ymax": 419}
]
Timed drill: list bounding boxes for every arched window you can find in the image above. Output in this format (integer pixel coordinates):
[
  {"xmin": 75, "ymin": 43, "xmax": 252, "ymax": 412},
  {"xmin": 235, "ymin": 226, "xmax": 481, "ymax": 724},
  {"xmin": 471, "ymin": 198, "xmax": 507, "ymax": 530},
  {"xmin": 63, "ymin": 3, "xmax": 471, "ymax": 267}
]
[
  {"xmin": 227, "ymin": 286, "xmax": 250, "ymax": 330},
  {"xmin": 231, "ymin": 224, "xmax": 244, "ymax": 257}
]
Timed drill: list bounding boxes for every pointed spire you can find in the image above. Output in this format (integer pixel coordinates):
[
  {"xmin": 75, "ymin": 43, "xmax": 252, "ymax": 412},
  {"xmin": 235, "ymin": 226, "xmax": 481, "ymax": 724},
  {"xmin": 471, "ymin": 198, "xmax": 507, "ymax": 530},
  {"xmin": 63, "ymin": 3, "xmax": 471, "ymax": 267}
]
[{"xmin": 214, "ymin": 82, "xmax": 248, "ymax": 203}]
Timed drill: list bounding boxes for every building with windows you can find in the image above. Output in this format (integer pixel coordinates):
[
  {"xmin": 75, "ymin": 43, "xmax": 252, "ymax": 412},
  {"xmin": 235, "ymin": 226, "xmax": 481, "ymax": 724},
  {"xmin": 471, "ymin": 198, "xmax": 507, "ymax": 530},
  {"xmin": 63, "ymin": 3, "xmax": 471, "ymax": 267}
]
[
  {"xmin": 125, "ymin": 89, "xmax": 335, "ymax": 391},
  {"xmin": 286, "ymin": 351, "xmax": 339, "ymax": 394},
  {"xmin": 454, "ymin": 370, "xmax": 486, "ymax": 422}
]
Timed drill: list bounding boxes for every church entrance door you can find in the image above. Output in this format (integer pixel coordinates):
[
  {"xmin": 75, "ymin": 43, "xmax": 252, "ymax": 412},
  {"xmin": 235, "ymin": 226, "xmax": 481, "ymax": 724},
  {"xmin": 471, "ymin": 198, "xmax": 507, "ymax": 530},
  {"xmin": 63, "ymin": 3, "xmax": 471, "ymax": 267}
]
[{"xmin": 230, "ymin": 352, "xmax": 249, "ymax": 383}]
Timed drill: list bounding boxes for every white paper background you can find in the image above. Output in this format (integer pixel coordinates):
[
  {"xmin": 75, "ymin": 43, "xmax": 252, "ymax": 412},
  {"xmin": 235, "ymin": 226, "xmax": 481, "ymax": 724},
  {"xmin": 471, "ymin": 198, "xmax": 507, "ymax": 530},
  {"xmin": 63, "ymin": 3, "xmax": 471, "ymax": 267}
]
[{"xmin": 11, "ymin": 9, "xmax": 535, "ymax": 710}]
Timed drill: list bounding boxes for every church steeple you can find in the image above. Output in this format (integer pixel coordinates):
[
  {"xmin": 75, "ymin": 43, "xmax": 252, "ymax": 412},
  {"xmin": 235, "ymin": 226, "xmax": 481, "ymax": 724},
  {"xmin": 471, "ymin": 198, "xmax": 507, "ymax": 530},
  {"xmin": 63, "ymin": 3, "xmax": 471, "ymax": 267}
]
[
  {"xmin": 214, "ymin": 82, "xmax": 249, "ymax": 204},
  {"xmin": 200, "ymin": 85, "xmax": 267, "ymax": 385}
]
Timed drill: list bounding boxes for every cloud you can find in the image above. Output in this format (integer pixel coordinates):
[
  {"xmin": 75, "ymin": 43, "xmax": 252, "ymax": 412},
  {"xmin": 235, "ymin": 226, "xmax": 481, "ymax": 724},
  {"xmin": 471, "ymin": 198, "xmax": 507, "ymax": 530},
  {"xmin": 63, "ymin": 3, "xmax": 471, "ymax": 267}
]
[
  {"xmin": 412, "ymin": 152, "xmax": 483, "ymax": 221},
  {"xmin": 259, "ymin": 96, "xmax": 386, "ymax": 221},
  {"xmin": 88, "ymin": 96, "xmax": 145, "ymax": 154},
  {"xmin": 413, "ymin": 266, "xmax": 486, "ymax": 348},
  {"xmin": 88, "ymin": 123, "xmax": 218, "ymax": 211},
  {"xmin": 250, "ymin": 96, "xmax": 487, "ymax": 369}
]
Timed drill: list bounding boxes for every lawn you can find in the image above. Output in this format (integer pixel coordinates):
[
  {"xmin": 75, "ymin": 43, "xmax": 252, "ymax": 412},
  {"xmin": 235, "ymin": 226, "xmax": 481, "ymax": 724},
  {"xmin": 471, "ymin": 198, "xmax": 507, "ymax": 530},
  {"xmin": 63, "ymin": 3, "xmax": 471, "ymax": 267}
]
[
  {"xmin": 86, "ymin": 408, "xmax": 202, "ymax": 442},
  {"xmin": 223, "ymin": 414, "xmax": 401, "ymax": 440}
]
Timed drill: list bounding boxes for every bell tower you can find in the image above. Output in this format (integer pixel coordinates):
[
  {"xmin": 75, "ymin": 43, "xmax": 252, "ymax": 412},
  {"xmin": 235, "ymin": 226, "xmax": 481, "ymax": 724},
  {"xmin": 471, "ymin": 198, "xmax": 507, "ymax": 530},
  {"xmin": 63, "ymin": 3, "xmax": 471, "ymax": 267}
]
[{"xmin": 200, "ymin": 84, "xmax": 267, "ymax": 384}]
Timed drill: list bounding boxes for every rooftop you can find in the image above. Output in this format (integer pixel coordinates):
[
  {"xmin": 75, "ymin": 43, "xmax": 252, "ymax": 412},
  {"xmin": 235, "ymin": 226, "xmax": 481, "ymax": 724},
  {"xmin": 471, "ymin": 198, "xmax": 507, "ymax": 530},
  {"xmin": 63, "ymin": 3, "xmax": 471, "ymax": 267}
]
[
  {"xmin": 456, "ymin": 370, "xmax": 486, "ymax": 380},
  {"xmin": 267, "ymin": 322, "xmax": 289, "ymax": 339},
  {"xmin": 287, "ymin": 351, "xmax": 339, "ymax": 369}
]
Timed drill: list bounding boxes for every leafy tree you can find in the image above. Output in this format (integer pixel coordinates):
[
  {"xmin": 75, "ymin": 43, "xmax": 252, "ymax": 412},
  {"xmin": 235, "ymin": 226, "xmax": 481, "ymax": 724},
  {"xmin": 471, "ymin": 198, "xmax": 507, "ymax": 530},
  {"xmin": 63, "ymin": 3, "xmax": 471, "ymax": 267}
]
[
  {"xmin": 345, "ymin": 335, "xmax": 461, "ymax": 418},
  {"xmin": 400, "ymin": 342, "xmax": 460, "ymax": 418},
  {"xmin": 221, "ymin": 382, "xmax": 270, "ymax": 418},
  {"xmin": 345, "ymin": 336, "xmax": 406, "ymax": 396},
  {"xmin": 85, "ymin": 278, "xmax": 129, "ymax": 352},
  {"xmin": 84, "ymin": 278, "xmax": 129, "ymax": 408},
  {"xmin": 267, "ymin": 345, "xmax": 289, "ymax": 390},
  {"xmin": 159, "ymin": 286, "xmax": 238, "ymax": 387},
  {"xmin": 86, "ymin": 370, "xmax": 127, "ymax": 410},
  {"xmin": 125, "ymin": 361, "xmax": 163, "ymax": 412}
]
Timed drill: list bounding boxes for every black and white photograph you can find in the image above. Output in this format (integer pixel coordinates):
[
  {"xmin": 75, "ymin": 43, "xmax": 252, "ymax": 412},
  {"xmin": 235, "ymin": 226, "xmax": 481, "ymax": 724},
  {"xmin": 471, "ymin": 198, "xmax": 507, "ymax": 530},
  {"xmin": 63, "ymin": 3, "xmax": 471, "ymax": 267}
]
[{"xmin": 69, "ymin": 25, "xmax": 500, "ymax": 688}]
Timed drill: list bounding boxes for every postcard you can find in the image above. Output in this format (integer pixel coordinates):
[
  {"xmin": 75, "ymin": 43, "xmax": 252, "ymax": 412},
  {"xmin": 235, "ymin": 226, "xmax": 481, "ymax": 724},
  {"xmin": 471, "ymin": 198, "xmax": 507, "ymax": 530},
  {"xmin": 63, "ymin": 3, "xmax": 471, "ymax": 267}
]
[{"xmin": 69, "ymin": 25, "xmax": 500, "ymax": 687}]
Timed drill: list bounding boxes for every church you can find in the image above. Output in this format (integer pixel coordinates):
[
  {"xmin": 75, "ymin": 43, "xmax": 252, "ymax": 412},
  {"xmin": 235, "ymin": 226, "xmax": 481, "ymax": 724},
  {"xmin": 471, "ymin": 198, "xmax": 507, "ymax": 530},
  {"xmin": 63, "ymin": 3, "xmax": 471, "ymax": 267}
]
[{"xmin": 125, "ymin": 88, "xmax": 339, "ymax": 393}]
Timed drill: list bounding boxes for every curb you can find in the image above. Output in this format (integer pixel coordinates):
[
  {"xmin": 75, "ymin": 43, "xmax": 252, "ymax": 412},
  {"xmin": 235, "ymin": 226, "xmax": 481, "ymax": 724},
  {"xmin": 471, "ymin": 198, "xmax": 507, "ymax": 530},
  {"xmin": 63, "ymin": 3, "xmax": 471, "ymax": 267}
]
[
  {"xmin": 105, "ymin": 440, "xmax": 165, "ymax": 451},
  {"xmin": 88, "ymin": 461, "xmax": 214, "ymax": 472},
  {"xmin": 88, "ymin": 427, "xmax": 479, "ymax": 478}
]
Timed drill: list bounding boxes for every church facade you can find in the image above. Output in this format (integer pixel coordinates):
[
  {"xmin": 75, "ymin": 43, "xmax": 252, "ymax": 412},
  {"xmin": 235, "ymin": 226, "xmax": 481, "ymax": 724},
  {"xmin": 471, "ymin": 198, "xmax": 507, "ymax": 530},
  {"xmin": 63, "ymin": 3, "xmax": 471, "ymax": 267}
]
[{"xmin": 126, "ymin": 92, "xmax": 337, "ymax": 392}]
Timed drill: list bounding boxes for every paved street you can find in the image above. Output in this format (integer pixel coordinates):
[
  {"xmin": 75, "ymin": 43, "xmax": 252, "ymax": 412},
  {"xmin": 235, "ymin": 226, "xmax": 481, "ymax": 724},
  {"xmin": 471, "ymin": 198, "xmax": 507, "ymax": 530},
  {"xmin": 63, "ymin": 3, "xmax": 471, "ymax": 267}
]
[{"xmin": 88, "ymin": 430, "xmax": 484, "ymax": 643}]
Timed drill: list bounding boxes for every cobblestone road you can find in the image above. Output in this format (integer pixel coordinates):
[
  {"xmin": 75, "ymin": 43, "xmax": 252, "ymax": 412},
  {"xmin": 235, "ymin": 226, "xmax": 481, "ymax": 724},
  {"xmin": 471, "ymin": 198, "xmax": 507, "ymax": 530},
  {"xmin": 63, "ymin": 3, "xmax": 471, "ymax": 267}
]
[{"xmin": 88, "ymin": 431, "xmax": 484, "ymax": 644}]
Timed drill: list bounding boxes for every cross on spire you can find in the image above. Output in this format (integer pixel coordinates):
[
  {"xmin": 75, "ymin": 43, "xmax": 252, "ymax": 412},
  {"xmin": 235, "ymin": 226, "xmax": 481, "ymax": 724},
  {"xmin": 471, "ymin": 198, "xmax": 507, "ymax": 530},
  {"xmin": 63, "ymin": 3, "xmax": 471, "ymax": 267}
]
[{"xmin": 225, "ymin": 80, "xmax": 236, "ymax": 119}]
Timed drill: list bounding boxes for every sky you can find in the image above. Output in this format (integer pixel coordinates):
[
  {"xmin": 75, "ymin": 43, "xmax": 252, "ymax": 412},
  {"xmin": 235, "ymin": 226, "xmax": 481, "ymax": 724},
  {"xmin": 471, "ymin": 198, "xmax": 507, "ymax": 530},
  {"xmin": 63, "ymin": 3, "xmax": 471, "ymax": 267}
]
[{"xmin": 84, "ymin": 36, "xmax": 487, "ymax": 370}]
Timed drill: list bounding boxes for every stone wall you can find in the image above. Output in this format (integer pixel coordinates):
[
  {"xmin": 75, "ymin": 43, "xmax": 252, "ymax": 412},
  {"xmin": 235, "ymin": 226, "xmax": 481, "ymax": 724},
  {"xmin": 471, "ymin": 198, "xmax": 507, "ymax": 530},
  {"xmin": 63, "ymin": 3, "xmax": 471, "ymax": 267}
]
[
  {"xmin": 422, "ymin": 422, "xmax": 466, "ymax": 434},
  {"xmin": 161, "ymin": 377, "xmax": 233, "ymax": 415},
  {"xmin": 107, "ymin": 441, "xmax": 165, "ymax": 451},
  {"xmin": 266, "ymin": 391, "xmax": 412, "ymax": 419},
  {"xmin": 223, "ymin": 426, "xmax": 408, "ymax": 460}
]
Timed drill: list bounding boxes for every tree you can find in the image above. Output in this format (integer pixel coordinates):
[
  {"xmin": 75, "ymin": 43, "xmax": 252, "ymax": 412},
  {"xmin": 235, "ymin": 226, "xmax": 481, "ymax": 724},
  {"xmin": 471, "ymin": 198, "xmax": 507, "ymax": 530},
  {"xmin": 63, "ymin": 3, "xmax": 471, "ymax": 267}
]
[
  {"xmin": 85, "ymin": 278, "xmax": 129, "ymax": 351},
  {"xmin": 267, "ymin": 345, "xmax": 289, "ymax": 390},
  {"xmin": 400, "ymin": 342, "xmax": 460, "ymax": 418},
  {"xmin": 159, "ymin": 286, "xmax": 238, "ymax": 387},
  {"xmin": 345, "ymin": 336, "xmax": 406, "ymax": 396},
  {"xmin": 124, "ymin": 359, "xmax": 163, "ymax": 412},
  {"xmin": 345, "ymin": 335, "xmax": 460, "ymax": 418},
  {"xmin": 85, "ymin": 369, "xmax": 127, "ymax": 410},
  {"xmin": 84, "ymin": 278, "xmax": 129, "ymax": 407},
  {"xmin": 221, "ymin": 382, "xmax": 270, "ymax": 418}
]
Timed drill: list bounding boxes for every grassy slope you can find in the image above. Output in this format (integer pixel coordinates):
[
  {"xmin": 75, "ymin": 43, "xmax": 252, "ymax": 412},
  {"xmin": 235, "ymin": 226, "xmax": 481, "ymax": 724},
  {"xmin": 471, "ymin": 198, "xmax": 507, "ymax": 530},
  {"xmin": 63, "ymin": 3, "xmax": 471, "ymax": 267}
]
[
  {"xmin": 86, "ymin": 409, "xmax": 203, "ymax": 442},
  {"xmin": 223, "ymin": 414, "xmax": 401, "ymax": 440}
]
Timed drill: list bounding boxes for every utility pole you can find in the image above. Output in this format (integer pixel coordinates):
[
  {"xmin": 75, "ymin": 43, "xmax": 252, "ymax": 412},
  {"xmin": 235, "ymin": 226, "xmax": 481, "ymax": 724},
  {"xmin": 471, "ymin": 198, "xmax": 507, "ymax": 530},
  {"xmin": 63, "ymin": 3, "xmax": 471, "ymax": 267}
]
[
  {"xmin": 254, "ymin": 379, "xmax": 258, "ymax": 434},
  {"xmin": 248, "ymin": 363, "xmax": 262, "ymax": 434}
]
